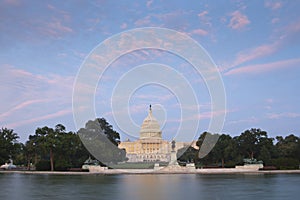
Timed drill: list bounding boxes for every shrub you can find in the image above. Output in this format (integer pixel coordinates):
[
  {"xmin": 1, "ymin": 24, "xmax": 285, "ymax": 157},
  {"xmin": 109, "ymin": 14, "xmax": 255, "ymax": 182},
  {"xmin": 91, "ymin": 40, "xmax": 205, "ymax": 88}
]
[
  {"xmin": 55, "ymin": 160, "xmax": 71, "ymax": 171},
  {"xmin": 271, "ymin": 158, "xmax": 299, "ymax": 170},
  {"xmin": 36, "ymin": 160, "xmax": 51, "ymax": 171}
]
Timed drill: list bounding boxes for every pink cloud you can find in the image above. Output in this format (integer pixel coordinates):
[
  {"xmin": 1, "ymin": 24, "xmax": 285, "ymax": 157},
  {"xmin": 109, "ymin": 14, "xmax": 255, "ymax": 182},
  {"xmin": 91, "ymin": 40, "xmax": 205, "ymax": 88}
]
[
  {"xmin": 134, "ymin": 16, "xmax": 152, "ymax": 26},
  {"xmin": 146, "ymin": 0, "xmax": 154, "ymax": 8},
  {"xmin": 129, "ymin": 104, "xmax": 149, "ymax": 114},
  {"xmin": 86, "ymin": 18, "xmax": 101, "ymax": 32},
  {"xmin": 40, "ymin": 20, "xmax": 73, "ymax": 37},
  {"xmin": 225, "ymin": 58, "xmax": 300, "ymax": 76},
  {"xmin": 47, "ymin": 4, "xmax": 71, "ymax": 22},
  {"xmin": 267, "ymin": 112, "xmax": 300, "ymax": 119},
  {"xmin": 170, "ymin": 103, "xmax": 209, "ymax": 111},
  {"xmin": 0, "ymin": 65, "xmax": 74, "ymax": 130},
  {"xmin": 283, "ymin": 19, "xmax": 300, "ymax": 38},
  {"xmin": 197, "ymin": 10, "xmax": 212, "ymax": 27},
  {"xmin": 265, "ymin": 1, "xmax": 282, "ymax": 10},
  {"xmin": 198, "ymin": 11, "xmax": 208, "ymax": 18},
  {"xmin": 134, "ymin": 93, "xmax": 174, "ymax": 102},
  {"xmin": 223, "ymin": 19, "xmax": 300, "ymax": 71},
  {"xmin": 0, "ymin": 99, "xmax": 49, "ymax": 121},
  {"xmin": 227, "ymin": 117, "xmax": 258, "ymax": 125},
  {"xmin": 120, "ymin": 23, "xmax": 127, "ymax": 29},
  {"xmin": 31, "ymin": 10, "xmax": 72, "ymax": 38},
  {"xmin": 169, "ymin": 109, "xmax": 230, "ymax": 123},
  {"xmin": 134, "ymin": 11, "xmax": 191, "ymax": 30},
  {"xmin": 228, "ymin": 10, "xmax": 250, "ymax": 30},
  {"xmin": 264, "ymin": 98, "xmax": 274, "ymax": 110},
  {"xmin": 265, "ymin": 98, "xmax": 274, "ymax": 104},
  {"xmin": 190, "ymin": 29, "xmax": 208, "ymax": 36},
  {"xmin": 271, "ymin": 18, "xmax": 279, "ymax": 24},
  {"xmin": 232, "ymin": 42, "xmax": 279, "ymax": 67},
  {"xmin": 3, "ymin": 0, "xmax": 20, "ymax": 6},
  {"xmin": 5, "ymin": 109, "xmax": 72, "ymax": 128}
]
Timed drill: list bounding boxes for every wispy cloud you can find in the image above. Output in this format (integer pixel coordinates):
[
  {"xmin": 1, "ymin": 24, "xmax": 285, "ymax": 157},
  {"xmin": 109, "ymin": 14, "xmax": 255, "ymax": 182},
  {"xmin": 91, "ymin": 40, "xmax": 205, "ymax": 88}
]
[
  {"xmin": 16, "ymin": 5, "xmax": 73, "ymax": 39},
  {"xmin": 120, "ymin": 22, "xmax": 128, "ymax": 29},
  {"xmin": 271, "ymin": 17, "xmax": 280, "ymax": 24},
  {"xmin": 0, "ymin": 99, "xmax": 49, "ymax": 121},
  {"xmin": 265, "ymin": 1, "xmax": 282, "ymax": 10},
  {"xmin": 170, "ymin": 103, "xmax": 212, "ymax": 111},
  {"xmin": 223, "ymin": 18, "xmax": 300, "ymax": 72},
  {"xmin": 190, "ymin": 29, "xmax": 208, "ymax": 36},
  {"xmin": 232, "ymin": 42, "xmax": 278, "ymax": 66},
  {"xmin": 0, "ymin": 65, "xmax": 74, "ymax": 129},
  {"xmin": 267, "ymin": 112, "xmax": 300, "ymax": 119},
  {"xmin": 133, "ymin": 93, "xmax": 174, "ymax": 102},
  {"xmin": 198, "ymin": 10, "xmax": 211, "ymax": 27},
  {"xmin": 222, "ymin": 43, "xmax": 277, "ymax": 72},
  {"xmin": 168, "ymin": 109, "xmax": 230, "ymax": 122},
  {"xmin": 227, "ymin": 117, "xmax": 258, "ymax": 125},
  {"xmin": 134, "ymin": 10, "xmax": 192, "ymax": 30},
  {"xmin": 47, "ymin": 4, "xmax": 71, "ymax": 21},
  {"xmin": 86, "ymin": 18, "xmax": 101, "ymax": 32},
  {"xmin": 228, "ymin": 10, "xmax": 250, "ymax": 30},
  {"xmin": 3, "ymin": 0, "xmax": 21, "ymax": 6},
  {"xmin": 281, "ymin": 19, "xmax": 300, "ymax": 42},
  {"xmin": 134, "ymin": 15, "xmax": 152, "ymax": 26},
  {"xmin": 146, "ymin": 0, "xmax": 154, "ymax": 8},
  {"xmin": 198, "ymin": 11, "xmax": 208, "ymax": 18},
  {"xmin": 224, "ymin": 58, "xmax": 300, "ymax": 76},
  {"xmin": 265, "ymin": 98, "xmax": 274, "ymax": 104},
  {"xmin": 37, "ymin": 18, "xmax": 73, "ymax": 38},
  {"xmin": 264, "ymin": 98, "xmax": 274, "ymax": 110},
  {"xmin": 5, "ymin": 109, "xmax": 72, "ymax": 128}
]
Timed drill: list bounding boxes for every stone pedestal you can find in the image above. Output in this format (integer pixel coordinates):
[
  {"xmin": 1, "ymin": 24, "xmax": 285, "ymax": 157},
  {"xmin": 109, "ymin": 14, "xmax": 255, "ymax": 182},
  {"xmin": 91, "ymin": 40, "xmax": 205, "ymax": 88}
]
[
  {"xmin": 186, "ymin": 163, "xmax": 196, "ymax": 171},
  {"xmin": 88, "ymin": 166, "xmax": 108, "ymax": 172},
  {"xmin": 169, "ymin": 150, "xmax": 178, "ymax": 166},
  {"xmin": 235, "ymin": 164, "xmax": 263, "ymax": 170},
  {"xmin": 154, "ymin": 163, "xmax": 163, "ymax": 170}
]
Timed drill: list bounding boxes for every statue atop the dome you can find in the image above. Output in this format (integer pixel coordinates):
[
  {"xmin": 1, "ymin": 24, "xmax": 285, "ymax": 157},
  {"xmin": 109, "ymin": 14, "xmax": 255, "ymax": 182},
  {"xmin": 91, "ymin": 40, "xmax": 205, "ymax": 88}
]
[{"xmin": 149, "ymin": 104, "xmax": 152, "ymax": 115}]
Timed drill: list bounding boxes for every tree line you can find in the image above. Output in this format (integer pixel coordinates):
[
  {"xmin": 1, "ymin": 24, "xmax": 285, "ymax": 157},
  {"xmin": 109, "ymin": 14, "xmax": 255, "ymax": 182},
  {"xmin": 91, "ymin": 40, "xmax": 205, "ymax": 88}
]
[
  {"xmin": 178, "ymin": 128, "xmax": 300, "ymax": 169},
  {"xmin": 1, "ymin": 119, "xmax": 299, "ymax": 170},
  {"xmin": 0, "ymin": 118, "xmax": 126, "ymax": 171}
]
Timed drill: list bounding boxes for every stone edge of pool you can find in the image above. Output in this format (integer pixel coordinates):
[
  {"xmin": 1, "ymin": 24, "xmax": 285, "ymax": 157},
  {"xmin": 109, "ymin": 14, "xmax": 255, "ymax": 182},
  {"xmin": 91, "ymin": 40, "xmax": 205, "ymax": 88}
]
[{"xmin": 1, "ymin": 169, "xmax": 300, "ymax": 175}]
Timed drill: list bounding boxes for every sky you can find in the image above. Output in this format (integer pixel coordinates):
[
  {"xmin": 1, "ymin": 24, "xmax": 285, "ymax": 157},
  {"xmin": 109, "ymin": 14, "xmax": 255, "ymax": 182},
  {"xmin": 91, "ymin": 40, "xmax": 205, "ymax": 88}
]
[{"xmin": 1, "ymin": 0, "xmax": 300, "ymax": 143}]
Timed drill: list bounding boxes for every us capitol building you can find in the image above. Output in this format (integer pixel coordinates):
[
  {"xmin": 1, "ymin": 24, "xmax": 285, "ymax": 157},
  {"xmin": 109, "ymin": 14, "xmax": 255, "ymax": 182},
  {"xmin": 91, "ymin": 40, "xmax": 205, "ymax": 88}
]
[{"xmin": 118, "ymin": 105, "xmax": 198, "ymax": 163}]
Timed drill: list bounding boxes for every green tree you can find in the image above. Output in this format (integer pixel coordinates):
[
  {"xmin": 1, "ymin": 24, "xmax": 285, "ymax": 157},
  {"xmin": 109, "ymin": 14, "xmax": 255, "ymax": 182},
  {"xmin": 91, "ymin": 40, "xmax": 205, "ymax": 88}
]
[
  {"xmin": 195, "ymin": 134, "xmax": 239, "ymax": 167},
  {"xmin": 24, "ymin": 134, "xmax": 40, "ymax": 169},
  {"xmin": 78, "ymin": 118, "xmax": 126, "ymax": 166},
  {"xmin": 195, "ymin": 132, "xmax": 221, "ymax": 166},
  {"xmin": 34, "ymin": 126, "xmax": 57, "ymax": 171},
  {"xmin": 224, "ymin": 136, "xmax": 242, "ymax": 166},
  {"xmin": 0, "ymin": 127, "xmax": 20, "ymax": 164},
  {"xmin": 27, "ymin": 124, "xmax": 90, "ymax": 171},
  {"xmin": 96, "ymin": 118, "xmax": 121, "ymax": 146},
  {"xmin": 196, "ymin": 132, "xmax": 219, "ymax": 160},
  {"xmin": 276, "ymin": 134, "xmax": 299, "ymax": 158},
  {"xmin": 236, "ymin": 128, "xmax": 271, "ymax": 159},
  {"xmin": 24, "ymin": 139, "xmax": 35, "ymax": 170},
  {"xmin": 212, "ymin": 134, "xmax": 234, "ymax": 168},
  {"xmin": 54, "ymin": 130, "xmax": 89, "ymax": 170},
  {"xmin": 177, "ymin": 146, "xmax": 198, "ymax": 163},
  {"xmin": 258, "ymin": 145, "xmax": 271, "ymax": 165}
]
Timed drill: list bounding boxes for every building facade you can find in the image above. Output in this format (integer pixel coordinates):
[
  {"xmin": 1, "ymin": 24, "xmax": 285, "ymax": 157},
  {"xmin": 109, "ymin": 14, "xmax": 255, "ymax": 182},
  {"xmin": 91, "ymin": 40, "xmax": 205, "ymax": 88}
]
[{"xmin": 118, "ymin": 106, "xmax": 198, "ymax": 162}]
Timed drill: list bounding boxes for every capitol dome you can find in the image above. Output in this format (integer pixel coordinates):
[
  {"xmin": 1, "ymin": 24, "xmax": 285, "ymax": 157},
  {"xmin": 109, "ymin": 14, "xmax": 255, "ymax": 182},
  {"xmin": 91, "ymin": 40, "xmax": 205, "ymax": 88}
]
[{"xmin": 140, "ymin": 105, "xmax": 162, "ymax": 140}]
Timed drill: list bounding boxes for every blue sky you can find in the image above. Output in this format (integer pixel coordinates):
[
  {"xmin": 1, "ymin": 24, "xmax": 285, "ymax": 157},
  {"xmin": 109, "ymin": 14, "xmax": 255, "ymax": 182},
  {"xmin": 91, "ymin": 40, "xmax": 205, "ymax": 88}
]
[{"xmin": 1, "ymin": 0, "xmax": 300, "ymax": 142}]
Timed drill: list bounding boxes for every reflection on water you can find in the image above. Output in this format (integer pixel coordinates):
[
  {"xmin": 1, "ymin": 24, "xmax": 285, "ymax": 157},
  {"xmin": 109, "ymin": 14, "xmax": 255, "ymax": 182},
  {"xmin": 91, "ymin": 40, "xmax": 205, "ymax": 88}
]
[{"xmin": 0, "ymin": 173, "xmax": 299, "ymax": 200}]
